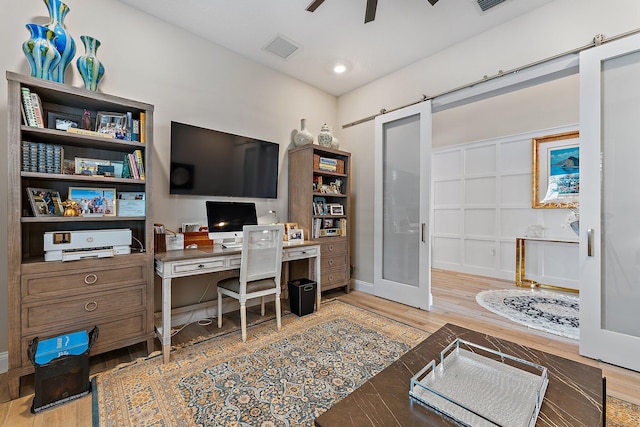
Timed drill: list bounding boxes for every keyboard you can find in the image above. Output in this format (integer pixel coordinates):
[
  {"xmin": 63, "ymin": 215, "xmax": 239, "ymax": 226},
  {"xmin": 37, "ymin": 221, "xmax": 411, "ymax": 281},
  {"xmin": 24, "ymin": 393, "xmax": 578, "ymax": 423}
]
[{"xmin": 222, "ymin": 242, "xmax": 243, "ymax": 249}]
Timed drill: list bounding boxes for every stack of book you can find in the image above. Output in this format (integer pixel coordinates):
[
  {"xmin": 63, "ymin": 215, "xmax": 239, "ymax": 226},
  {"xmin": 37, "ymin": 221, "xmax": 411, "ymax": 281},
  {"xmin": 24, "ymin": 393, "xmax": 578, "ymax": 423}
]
[
  {"xmin": 21, "ymin": 141, "xmax": 63, "ymax": 174},
  {"xmin": 318, "ymin": 157, "xmax": 338, "ymax": 172},
  {"xmin": 21, "ymin": 87, "xmax": 44, "ymax": 128}
]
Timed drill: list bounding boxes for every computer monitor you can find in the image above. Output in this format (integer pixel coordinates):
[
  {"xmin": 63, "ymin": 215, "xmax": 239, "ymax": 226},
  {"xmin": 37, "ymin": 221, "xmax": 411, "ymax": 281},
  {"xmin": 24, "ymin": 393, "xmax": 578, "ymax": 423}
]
[{"xmin": 206, "ymin": 201, "xmax": 258, "ymax": 243}]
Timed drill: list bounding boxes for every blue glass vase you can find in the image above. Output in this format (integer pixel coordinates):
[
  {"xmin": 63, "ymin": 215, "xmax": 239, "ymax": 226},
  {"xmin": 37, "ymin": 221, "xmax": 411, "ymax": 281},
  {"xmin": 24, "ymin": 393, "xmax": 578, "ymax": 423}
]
[
  {"xmin": 76, "ymin": 35, "xmax": 105, "ymax": 91},
  {"xmin": 43, "ymin": 0, "xmax": 75, "ymax": 83},
  {"xmin": 22, "ymin": 24, "xmax": 61, "ymax": 81}
]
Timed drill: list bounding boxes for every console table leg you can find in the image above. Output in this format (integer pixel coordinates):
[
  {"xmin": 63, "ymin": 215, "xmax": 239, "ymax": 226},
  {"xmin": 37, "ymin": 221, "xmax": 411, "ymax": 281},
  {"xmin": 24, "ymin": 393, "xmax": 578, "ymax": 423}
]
[{"xmin": 8, "ymin": 375, "xmax": 19, "ymax": 400}]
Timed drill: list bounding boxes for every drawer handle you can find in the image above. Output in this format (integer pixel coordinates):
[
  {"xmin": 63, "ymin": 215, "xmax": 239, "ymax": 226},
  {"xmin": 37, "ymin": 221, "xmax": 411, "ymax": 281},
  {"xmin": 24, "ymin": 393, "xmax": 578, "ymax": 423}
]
[
  {"xmin": 328, "ymin": 275, "xmax": 334, "ymax": 282},
  {"xmin": 84, "ymin": 301, "xmax": 98, "ymax": 312},
  {"xmin": 328, "ymin": 259, "xmax": 334, "ymax": 266},
  {"xmin": 198, "ymin": 264, "xmax": 205, "ymax": 269},
  {"xmin": 328, "ymin": 245, "xmax": 334, "ymax": 251},
  {"xmin": 84, "ymin": 274, "xmax": 98, "ymax": 285}
]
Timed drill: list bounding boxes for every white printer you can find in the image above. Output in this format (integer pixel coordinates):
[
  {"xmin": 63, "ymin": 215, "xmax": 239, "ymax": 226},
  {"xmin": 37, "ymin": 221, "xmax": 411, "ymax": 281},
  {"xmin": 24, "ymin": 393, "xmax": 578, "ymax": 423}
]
[{"xmin": 44, "ymin": 229, "xmax": 132, "ymax": 262}]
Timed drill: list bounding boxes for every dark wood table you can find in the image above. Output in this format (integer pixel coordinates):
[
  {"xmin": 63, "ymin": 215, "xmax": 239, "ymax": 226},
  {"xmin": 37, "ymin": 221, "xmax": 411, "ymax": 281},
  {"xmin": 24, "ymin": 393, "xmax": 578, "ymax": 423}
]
[{"xmin": 315, "ymin": 323, "xmax": 603, "ymax": 427}]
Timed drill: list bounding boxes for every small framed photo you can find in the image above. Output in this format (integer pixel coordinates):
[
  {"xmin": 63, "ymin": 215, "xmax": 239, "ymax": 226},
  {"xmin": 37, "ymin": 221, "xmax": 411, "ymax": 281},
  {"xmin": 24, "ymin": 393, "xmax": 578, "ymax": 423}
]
[
  {"xmin": 287, "ymin": 228, "xmax": 304, "ymax": 242},
  {"xmin": 26, "ymin": 187, "xmax": 64, "ymax": 216},
  {"xmin": 313, "ymin": 196, "xmax": 327, "ymax": 215},
  {"xmin": 75, "ymin": 157, "xmax": 111, "ymax": 175},
  {"xmin": 282, "ymin": 222, "xmax": 298, "ymax": 241},
  {"xmin": 47, "ymin": 112, "xmax": 82, "ymax": 131},
  {"xmin": 68, "ymin": 187, "xmax": 117, "ymax": 216},
  {"xmin": 95, "ymin": 111, "xmax": 128, "ymax": 139},
  {"xmin": 328, "ymin": 204, "xmax": 344, "ymax": 215},
  {"xmin": 323, "ymin": 218, "xmax": 335, "ymax": 229}
]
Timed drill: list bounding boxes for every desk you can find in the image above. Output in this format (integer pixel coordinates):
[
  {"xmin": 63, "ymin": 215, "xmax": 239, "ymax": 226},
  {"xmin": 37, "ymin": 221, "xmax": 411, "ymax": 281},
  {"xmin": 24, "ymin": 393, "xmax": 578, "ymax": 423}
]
[
  {"xmin": 315, "ymin": 323, "xmax": 603, "ymax": 427},
  {"xmin": 154, "ymin": 241, "xmax": 321, "ymax": 363}
]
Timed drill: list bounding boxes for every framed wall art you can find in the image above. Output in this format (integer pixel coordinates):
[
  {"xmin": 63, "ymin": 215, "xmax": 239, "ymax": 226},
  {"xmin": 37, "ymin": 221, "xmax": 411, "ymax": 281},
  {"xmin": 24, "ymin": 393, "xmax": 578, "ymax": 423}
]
[{"xmin": 532, "ymin": 131, "xmax": 580, "ymax": 209}]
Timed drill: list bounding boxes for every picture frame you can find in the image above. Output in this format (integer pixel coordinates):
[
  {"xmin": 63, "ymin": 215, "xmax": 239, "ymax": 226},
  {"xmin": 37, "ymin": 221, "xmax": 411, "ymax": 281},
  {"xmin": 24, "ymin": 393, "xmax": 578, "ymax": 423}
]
[
  {"xmin": 95, "ymin": 111, "xmax": 128, "ymax": 139},
  {"xmin": 26, "ymin": 187, "xmax": 64, "ymax": 216},
  {"xmin": 75, "ymin": 157, "xmax": 111, "ymax": 175},
  {"xmin": 287, "ymin": 228, "xmax": 304, "ymax": 243},
  {"xmin": 68, "ymin": 187, "xmax": 117, "ymax": 216},
  {"xmin": 532, "ymin": 131, "xmax": 580, "ymax": 209},
  {"xmin": 47, "ymin": 111, "xmax": 82, "ymax": 131},
  {"xmin": 328, "ymin": 204, "xmax": 344, "ymax": 215},
  {"xmin": 313, "ymin": 196, "xmax": 327, "ymax": 215},
  {"xmin": 282, "ymin": 222, "xmax": 298, "ymax": 241}
]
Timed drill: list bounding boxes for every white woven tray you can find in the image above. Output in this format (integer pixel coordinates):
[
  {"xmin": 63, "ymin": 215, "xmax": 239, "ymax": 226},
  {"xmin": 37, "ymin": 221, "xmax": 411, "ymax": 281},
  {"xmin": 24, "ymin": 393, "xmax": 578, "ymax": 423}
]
[{"xmin": 409, "ymin": 339, "xmax": 548, "ymax": 427}]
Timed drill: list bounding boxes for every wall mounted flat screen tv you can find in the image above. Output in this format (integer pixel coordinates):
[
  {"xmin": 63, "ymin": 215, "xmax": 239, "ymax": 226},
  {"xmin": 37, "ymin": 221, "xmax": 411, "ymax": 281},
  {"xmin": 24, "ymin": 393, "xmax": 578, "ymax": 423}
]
[{"xmin": 170, "ymin": 121, "xmax": 279, "ymax": 198}]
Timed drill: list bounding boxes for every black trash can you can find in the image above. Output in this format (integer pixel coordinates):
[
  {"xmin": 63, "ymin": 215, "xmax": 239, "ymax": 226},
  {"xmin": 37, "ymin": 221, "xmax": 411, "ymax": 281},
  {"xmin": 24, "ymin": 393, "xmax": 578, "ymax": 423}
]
[
  {"xmin": 28, "ymin": 326, "xmax": 98, "ymax": 413},
  {"xmin": 288, "ymin": 278, "xmax": 317, "ymax": 316}
]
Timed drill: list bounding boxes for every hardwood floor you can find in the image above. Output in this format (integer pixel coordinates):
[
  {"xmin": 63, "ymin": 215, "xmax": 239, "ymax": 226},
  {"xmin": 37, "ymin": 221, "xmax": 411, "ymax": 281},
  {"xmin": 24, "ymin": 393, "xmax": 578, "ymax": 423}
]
[{"xmin": 1, "ymin": 268, "xmax": 638, "ymax": 426}]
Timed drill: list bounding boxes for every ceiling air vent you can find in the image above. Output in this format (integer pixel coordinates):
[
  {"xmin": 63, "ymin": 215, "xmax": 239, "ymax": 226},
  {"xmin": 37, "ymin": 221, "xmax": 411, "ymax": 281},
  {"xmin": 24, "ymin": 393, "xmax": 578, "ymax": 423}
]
[
  {"xmin": 263, "ymin": 34, "xmax": 301, "ymax": 60},
  {"xmin": 476, "ymin": 0, "xmax": 508, "ymax": 12}
]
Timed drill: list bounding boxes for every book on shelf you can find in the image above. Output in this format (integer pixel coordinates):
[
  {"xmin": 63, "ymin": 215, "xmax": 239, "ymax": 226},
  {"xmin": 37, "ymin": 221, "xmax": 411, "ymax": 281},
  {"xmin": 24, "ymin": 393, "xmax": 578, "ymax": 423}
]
[
  {"xmin": 21, "ymin": 141, "xmax": 64, "ymax": 174},
  {"xmin": 139, "ymin": 112, "xmax": 146, "ymax": 143},
  {"xmin": 127, "ymin": 153, "xmax": 139, "ymax": 179},
  {"xmin": 131, "ymin": 119, "xmax": 140, "ymax": 142},
  {"xmin": 126, "ymin": 112, "xmax": 133, "ymax": 141},
  {"xmin": 66, "ymin": 127, "xmax": 115, "ymax": 138},
  {"xmin": 318, "ymin": 156, "xmax": 338, "ymax": 172},
  {"xmin": 121, "ymin": 154, "xmax": 131, "ymax": 179},
  {"xmin": 133, "ymin": 149, "xmax": 145, "ymax": 180},
  {"xmin": 30, "ymin": 93, "xmax": 45, "ymax": 128},
  {"xmin": 21, "ymin": 87, "xmax": 38, "ymax": 127}
]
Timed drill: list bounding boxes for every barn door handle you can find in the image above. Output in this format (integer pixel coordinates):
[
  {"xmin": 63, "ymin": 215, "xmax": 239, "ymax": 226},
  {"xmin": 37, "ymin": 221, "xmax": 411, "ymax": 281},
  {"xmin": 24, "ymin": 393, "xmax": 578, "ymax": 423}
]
[{"xmin": 587, "ymin": 228, "xmax": 594, "ymax": 257}]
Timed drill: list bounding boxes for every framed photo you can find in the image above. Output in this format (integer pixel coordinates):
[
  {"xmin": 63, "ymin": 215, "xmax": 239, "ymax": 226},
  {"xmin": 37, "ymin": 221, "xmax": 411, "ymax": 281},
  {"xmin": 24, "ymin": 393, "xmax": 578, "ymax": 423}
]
[
  {"xmin": 281, "ymin": 222, "xmax": 298, "ymax": 241},
  {"xmin": 26, "ymin": 187, "xmax": 64, "ymax": 216},
  {"xmin": 95, "ymin": 111, "xmax": 128, "ymax": 139},
  {"xmin": 75, "ymin": 157, "xmax": 111, "ymax": 175},
  {"xmin": 313, "ymin": 196, "xmax": 327, "ymax": 215},
  {"xmin": 287, "ymin": 228, "xmax": 304, "ymax": 242},
  {"xmin": 328, "ymin": 204, "xmax": 344, "ymax": 215},
  {"xmin": 47, "ymin": 111, "xmax": 82, "ymax": 131},
  {"xmin": 68, "ymin": 187, "xmax": 117, "ymax": 216},
  {"xmin": 532, "ymin": 131, "xmax": 580, "ymax": 209}
]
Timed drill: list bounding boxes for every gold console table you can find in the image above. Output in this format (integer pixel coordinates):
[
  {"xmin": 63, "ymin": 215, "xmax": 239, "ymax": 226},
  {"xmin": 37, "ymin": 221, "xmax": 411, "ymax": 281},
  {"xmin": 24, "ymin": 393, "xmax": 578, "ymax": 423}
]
[{"xmin": 515, "ymin": 236, "xmax": 579, "ymax": 292}]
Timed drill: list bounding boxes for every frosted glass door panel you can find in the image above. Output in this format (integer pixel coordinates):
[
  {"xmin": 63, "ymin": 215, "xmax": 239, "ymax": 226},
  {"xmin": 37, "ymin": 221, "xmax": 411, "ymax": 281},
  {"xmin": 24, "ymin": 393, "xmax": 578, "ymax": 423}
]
[
  {"xmin": 383, "ymin": 115, "xmax": 420, "ymax": 285},
  {"xmin": 601, "ymin": 51, "xmax": 640, "ymax": 338},
  {"xmin": 580, "ymin": 32, "xmax": 640, "ymax": 372},
  {"xmin": 374, "ymin": 101, "xmax": 432, "ymax": 309}
]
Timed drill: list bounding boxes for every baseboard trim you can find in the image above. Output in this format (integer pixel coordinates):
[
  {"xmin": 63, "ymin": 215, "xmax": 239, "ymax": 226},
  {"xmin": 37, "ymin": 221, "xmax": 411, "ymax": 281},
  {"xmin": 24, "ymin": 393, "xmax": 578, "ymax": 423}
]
[
  {"xmin": 352, "ymin": 279, "xmax": 373, "ymax": 294},
  {"xmin": 0, "ymin": 351, "xmax": 7, "ymax": 374}
]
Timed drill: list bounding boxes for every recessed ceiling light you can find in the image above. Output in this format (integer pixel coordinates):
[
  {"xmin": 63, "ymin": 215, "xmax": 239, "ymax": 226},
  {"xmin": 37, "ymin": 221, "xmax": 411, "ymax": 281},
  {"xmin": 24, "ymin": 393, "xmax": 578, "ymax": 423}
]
[{"xmin": 333, "ymin": 63, "xmax": 348, "ymax": 74}]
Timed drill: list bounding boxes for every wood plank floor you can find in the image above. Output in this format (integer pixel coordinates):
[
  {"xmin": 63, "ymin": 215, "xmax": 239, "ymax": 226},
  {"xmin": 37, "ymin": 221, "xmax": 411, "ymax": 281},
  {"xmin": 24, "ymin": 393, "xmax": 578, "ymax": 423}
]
[{"xmin": 1, "ymin": 268, "xmax": 638, "ymax": 426}]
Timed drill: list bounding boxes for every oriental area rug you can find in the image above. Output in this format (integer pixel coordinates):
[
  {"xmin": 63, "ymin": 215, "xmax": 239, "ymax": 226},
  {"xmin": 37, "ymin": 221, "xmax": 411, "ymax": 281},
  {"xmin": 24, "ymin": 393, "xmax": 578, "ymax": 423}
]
[
  {"xmin": 476, "ymin": 289, "xmax": 579, "ymax": 340},
  {"xmin": 91, "ymin": 300, "xmax": 429, "ymax": 427}
]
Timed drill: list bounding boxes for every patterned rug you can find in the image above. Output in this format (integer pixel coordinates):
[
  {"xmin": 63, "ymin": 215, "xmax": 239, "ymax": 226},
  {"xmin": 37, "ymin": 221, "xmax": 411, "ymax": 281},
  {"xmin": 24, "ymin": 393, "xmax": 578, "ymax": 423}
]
[
  {"xmin": 92, "ymin": 300, "xmax": 429, "ymax": 426},
  {"xmin": 476, "ymin": 289, "xmax": 579, "ymax": 340}
]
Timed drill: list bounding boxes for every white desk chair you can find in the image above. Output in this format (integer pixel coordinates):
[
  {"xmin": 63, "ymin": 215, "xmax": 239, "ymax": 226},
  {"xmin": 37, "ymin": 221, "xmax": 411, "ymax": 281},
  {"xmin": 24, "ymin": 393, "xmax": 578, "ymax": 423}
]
[{"xmin": 217, "ymin": 224, "xmax": 285, "ymax": 342}]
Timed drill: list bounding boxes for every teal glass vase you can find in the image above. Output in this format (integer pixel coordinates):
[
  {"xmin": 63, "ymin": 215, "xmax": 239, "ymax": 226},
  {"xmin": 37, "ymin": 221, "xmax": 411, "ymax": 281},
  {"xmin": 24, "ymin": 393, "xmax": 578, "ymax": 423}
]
[
  {"xmin": 22, "ymin": 23, "xmax": 61, "ymax": 81},
  {"xmin": 76, "ymin": 35, "xmax": 105, "ymax": 91},
  {"xmin": 44, "ymin": 0, "xmax": 75, "ymax": 83}
]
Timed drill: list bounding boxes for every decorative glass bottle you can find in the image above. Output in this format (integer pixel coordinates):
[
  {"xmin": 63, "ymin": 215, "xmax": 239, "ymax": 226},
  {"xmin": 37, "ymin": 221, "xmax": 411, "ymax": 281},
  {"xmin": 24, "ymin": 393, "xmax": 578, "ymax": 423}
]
[
  {"xmin": 44, "ymin": 0, "xmax": 75, "ymax": 83},
  {"xmin": 22, "ymin": 24, "xmax": 61, "ymax": 81},
  {"xmin": 76, "ymin": 35, "xmax": 105, "ymax": 91}
]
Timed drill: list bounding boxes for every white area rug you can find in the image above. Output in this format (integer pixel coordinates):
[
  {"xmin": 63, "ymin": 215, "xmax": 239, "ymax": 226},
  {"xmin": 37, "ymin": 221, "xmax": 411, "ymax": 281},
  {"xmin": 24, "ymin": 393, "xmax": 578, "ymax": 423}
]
[{"xmin": 476, "ymin": 289, "xmax": 579, "ymax": 340}]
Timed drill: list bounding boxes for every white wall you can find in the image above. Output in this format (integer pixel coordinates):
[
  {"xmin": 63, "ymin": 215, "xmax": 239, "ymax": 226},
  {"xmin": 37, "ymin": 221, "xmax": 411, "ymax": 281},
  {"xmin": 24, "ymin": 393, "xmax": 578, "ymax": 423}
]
[
  {"xmin": 0, "ymin": 0, "xmax": 336, "ymax": 358},
  {"xmin": 338, "ymin": 0, "xmax": 640, "ymax": 288}
]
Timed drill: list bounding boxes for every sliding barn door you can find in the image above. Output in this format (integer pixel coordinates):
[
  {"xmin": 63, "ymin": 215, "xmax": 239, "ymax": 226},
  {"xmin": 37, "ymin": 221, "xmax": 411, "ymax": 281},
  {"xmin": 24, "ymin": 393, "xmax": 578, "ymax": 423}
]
[
  {"xmin": 374, "ymin": 101, "xmax": 432, "ymax": 309},
  {"xmin": 580, "ymin": 32, "xmax": 640, "ymax": 371}
]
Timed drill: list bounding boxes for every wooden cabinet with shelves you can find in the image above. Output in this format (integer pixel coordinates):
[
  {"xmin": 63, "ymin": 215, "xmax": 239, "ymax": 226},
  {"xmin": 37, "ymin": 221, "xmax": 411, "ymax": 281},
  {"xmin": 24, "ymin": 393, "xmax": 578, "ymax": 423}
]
[
  {"xmin": 5, "ymin": 72, "xmax": 155, "ymax": 399},
  {"xmin": 288, "ymin": 144, "xmax": 350, "ymax": 293}
]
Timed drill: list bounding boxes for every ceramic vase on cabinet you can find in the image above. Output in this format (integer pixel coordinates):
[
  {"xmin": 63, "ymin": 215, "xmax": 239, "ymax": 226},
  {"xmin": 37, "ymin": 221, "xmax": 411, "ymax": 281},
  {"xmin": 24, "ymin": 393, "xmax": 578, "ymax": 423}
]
[
  {"xmin": 330, "ymin": 136, "xmax": 340, "ymax": 149},
  {"xmin": 22, "ymin": 24, "xmax": 61, "ymax": 81},
  {"xmin": 317, "ymin": 123, "xmax": 333, "ymax": 147},
  {"xmin": 293, "ymin": 118, "xmax": 314, "ymax": 146},
  {"xmin": 76, "ymin": 35, "xmax": 105, "ymax": 91},
  {"xmin": 44, "ymin": 0, "xmax": 75, "ymax": 83}
]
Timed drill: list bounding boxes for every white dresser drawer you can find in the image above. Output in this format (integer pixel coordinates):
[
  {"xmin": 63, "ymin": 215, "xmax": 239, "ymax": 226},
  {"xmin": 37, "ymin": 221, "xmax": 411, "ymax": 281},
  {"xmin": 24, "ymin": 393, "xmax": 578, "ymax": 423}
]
[
  {"xmin": 171, "ymin": 258, "xmax": 227, "ymax": 276},
  {"xmin": 283, "ymin": 245, "xmax": 320, "ymax": 261}
]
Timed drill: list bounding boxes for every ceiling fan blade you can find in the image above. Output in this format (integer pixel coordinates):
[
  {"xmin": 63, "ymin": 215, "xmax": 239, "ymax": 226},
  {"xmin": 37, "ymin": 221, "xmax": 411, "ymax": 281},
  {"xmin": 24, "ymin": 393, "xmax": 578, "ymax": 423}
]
[
  {"xmin": 427, "ymin": 0, "xmax": 439, "ymax": 5},
  {"xmin": 364, "ymin": 0, "xmax": 378, "ymax": 23},
  {"xmin": 306, "ymin": 0, "xmax": 325, "ymax": 12}
]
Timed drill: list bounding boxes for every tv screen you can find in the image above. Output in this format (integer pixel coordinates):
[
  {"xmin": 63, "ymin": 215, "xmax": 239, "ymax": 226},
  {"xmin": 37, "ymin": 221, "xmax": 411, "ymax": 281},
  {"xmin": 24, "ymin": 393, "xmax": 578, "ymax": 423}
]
[{"xmin": 170, "ymin": 121, "xmax": 279, "ymax": 198}]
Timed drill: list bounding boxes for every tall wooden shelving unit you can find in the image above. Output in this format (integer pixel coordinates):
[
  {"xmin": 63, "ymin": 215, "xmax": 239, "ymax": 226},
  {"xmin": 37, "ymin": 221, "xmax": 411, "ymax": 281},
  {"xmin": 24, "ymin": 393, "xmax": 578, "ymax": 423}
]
[
  {"xmin": 5, "ymin": 72, "xmax": 155, "ymax": 398},
  {"xmin": 288, "ymin": 144, "xmax": 350, "ymax": 293}
]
